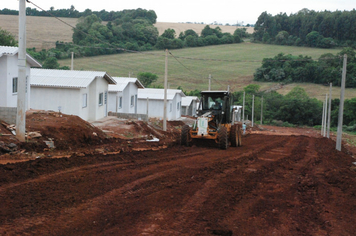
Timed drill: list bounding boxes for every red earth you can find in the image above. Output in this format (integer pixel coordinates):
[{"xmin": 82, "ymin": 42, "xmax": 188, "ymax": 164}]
[{"xmin": 1, "ymin": 111, "xmax": 356, "ymax": 235}]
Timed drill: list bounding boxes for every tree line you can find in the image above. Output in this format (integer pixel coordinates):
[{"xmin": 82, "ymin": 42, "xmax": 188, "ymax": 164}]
[
  {"xmin": 254, "ymin": 8, "xmax": 356, "ymax": 48},
  {"xmin": 254, "ymin": 47, "xmax": 356, "ymax": 88},
  {"xmin": 0, "ymin": 6, "xmax": 157, "ymax": 23}
]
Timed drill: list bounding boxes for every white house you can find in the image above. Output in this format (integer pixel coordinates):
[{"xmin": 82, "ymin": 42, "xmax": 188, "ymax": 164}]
[
  {"xmin": 30, "ymin": 68, "xmax": 116, "ymax": 121},
  {"xmin": 137, "ymin": 88, "xmax": 185, "ymax": 120},
  {"xmin": 181, "ymin": 96, "xmax": 200, "ymax": 116},
  {"xmin": 108, "ymin": 77, "xmax": 144, "ymax": 114},
  {"xmin": 0, "ymin": 46, "xmax": 41, "ymax": 109}
]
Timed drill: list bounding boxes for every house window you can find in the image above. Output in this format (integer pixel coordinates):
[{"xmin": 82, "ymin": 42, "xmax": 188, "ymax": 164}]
[
  {"xmin": 12, "ymin": 77, "xmax": 18, "ymax": 94},
  {"xmin": 177, "ymin": 102, "xmax": 180, "ymax": 111},
  {"xmin": 82, "ymin": 93, "xmax": 87, "ymax": 108},
  {"xmin": 119, "ymin": 97, "xmax": 122, "ymax": 108},
  {"xmin": 99, "ymin": 93, "xmax": 103, "ymax": 106},
  {"xmin": 130, "ymin": 95, "xmax": 134, "ymax": 107},
  {"xmin": 169, "ymin": 103, "xmax": 172, "ymax": 112}
]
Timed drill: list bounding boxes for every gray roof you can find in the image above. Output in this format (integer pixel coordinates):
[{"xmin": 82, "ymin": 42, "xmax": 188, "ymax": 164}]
[
  {"xmin": 109, "ymin": 77, "xmax": 144, "ymax": 92},
  {"xmin": 0, "ymin": 46, "xmax": 42, "ymax": 67},
  {"xmin": 138, "ymin": 88, "xmax": 185, "ymax": 100},
  {"xmin": 30, "ymin": 68, "xmax": 116, "ymax": 88},
  {"xmin": 181, "ymin": 96, "xmax": 199, "ymax": 107}
]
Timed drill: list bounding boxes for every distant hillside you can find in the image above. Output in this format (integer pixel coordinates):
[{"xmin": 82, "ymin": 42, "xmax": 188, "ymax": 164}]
[{"xmin": 0, "ymin": 15, "xmax": 253, "ymax": 50}]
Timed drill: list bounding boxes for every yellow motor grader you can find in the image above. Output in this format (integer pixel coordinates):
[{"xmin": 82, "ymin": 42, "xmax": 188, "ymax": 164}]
[{"xmin": 181, "ymin": 90, "xmax": 242, "ymax": 149}]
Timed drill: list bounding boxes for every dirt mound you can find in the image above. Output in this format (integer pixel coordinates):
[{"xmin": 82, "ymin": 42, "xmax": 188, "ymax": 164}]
[{"xmin": 24, "ymin": 111, "xmax": 110, "ymax": 150}]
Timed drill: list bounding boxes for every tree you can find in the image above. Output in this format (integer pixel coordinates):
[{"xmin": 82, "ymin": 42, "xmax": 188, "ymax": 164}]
[
  {"xmin": 161, "ymin": 28, "xmax": 176, "ymax": 39},
  {"xmin": 0, "ymin": 27, "xmax": 17, "ymax": 46},
  {"xmin": 137, "ymin": 72, "xmax": 158, "ymax": 87},
  {"xmin": 42, "ymin": 57, "xmax": 60, "ymax": 69},
  {"xmin": 243, "ymin": 84, "xmax": 261, "ymax": 95}
]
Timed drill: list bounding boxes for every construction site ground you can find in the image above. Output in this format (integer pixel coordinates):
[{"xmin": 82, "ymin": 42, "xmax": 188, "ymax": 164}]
[{"xmin": 1, "ymin": 111, "xmax": 356, "ymax": 235}]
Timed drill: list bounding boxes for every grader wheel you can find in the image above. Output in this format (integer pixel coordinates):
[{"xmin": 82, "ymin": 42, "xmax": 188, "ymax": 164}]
[
  {"xmin": 181, "ymin": 125, "xmax": 191, "ymax": 146},
  {"xmin": 230, "ymin": 124, "xmax": 238, "ymax": 147},
  {"xmin": 218, "ymin": 126, "xmax": 228, "ymax": 150},
  {"xmin": 237, "ymin": 125, "xmax": 242, "ymax": 147}
]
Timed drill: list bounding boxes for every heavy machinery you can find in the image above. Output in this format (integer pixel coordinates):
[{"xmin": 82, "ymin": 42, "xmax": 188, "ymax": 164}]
[{"xmin": 181, "ymin": 90, "xmax": 242, "ymax": 149}]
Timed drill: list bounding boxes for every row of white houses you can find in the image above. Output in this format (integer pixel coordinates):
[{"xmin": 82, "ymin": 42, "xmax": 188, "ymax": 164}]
[{"xmin": 0, "ymin": 46, "xmax": 199, "ymax": 122}]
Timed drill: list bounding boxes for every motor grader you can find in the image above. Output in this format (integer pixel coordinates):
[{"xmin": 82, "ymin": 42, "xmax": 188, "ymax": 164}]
[{"xmin": 181, "ymin": 90, "xmax": 242, "ymax": 149}]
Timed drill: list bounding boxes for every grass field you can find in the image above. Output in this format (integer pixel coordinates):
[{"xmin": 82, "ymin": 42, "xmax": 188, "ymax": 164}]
[{"xmin": 59, "ymin": 43, "xmax": 355, "ymax": 100}]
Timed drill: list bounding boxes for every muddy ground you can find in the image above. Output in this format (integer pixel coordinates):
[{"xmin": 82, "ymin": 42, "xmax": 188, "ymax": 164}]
[{"xmin": 0, "ymin": 111, "xmax": 356, "ymax": 235}]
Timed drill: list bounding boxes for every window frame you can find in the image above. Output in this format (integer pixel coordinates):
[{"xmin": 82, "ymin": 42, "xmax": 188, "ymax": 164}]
[
  {"xmin": 12, "ymin": 77, "xmax": 18, "ymax": 94},
  {"xmin": 99, "ymin": 92, "xmax": 103, "ymax": 106},
  {"xmin": 82, "ymin": 93, "xmax": 87, "ymax": 108},
  {"xmin": 119, "ymin": 96, "xmax": 123, "ymax": 109}
]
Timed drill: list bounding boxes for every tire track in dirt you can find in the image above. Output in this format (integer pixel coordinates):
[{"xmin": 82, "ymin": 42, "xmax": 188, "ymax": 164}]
[
  {"xmin": 136, "ymin": 136, "xmax": 297, "ymax": 235},
  {"xmin": 3, "ymin": 135, "xmax": 355, "ymax": 235},
  {"xmin": 0, "ymin": 135, "xmax": 280, "ymax": 235}
]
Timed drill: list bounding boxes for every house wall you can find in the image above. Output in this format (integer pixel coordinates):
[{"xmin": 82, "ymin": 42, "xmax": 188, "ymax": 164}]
[
  {"xmin": 30, "ymin": 87, "xmax": 81, "ymax": 116},
  {"xmin": 0, "ymin": 55, "xmax": 31, "ymax": 109},
  {"xmin": 125, "ymin": 82, "xmax": 138, "ymax": 114},
  {"xmin": 77, "ymin": 87, "xmax": 90, "ymax": 121},
  {"xmin": 171, "ymin": 94, "xmax": 182, "ymax": 120},
  {"xmin": 88, "ymin": 77, "xmax": 108, "ymax": 121},
  {"xmin": 108, "ymin": 82, "xmax": 138, "ymax": 114},
  {"xmin": 0, "ymin": 107, "xmax": 17, "ymax": 124},
  {"xmin": 108, "ymin": 91, "xmax": 118, "ymax": 113},
  {"xmin": 0, "ymin": 56, "xmax": 8, "ymax": 107},
  {"xmin": 137, "ymin": 99, "xmax": 177, "ymax": 120}
]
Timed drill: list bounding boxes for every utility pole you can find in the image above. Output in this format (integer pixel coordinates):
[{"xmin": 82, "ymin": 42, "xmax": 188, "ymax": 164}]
[
  {"xmin": 163, "ymin": 49, "xmax": 168, "ymax": 131},
  {"xmin": 71, "ymin": 52, "xmax": 74, "ymax": 70},
  {"xmin": 16, "ymin": 0, "xmax": 27, "ymax": 142},
  {"xmin": 327, "ymin": 83, "xmax": 332, "ymax": 138},
  {"xmin": 242, "ymin": 91, "xmax": 245, "ymax": 123},
  {"xmin": 260, "ymin": 96, "xmax": 263, "ymax": 125},
  {"xmin": 323, "ymin": 94, "xmax": 328, "ymax": 137},
  {"xmin": 208, "ymin": 74, "xmax": 211, "ymax": 91},
  {"xmin": 321, "ymin": 100, "xmax": 325, "ymax": 136},
  {"xmin": 336, "ymin": 54, "xmax": 347, "ymax": 151},
  {"xmin": 252, "ymin": 95, "xmax": 254, "ymax": 127}
]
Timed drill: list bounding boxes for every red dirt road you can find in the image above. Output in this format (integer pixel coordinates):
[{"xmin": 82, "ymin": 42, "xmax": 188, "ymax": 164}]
[{"xmin": 1, "ymin": 134, "xmax": 356, "ymax": 235}]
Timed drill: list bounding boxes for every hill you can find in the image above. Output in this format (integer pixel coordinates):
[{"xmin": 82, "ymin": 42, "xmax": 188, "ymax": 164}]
[
  {"xmin": 58, "ymin": 43, "xmax": 355, "ymax": 100},
  {"xmin": 0, "ymin": 15, "xmax": 252, "ymax": 50}
]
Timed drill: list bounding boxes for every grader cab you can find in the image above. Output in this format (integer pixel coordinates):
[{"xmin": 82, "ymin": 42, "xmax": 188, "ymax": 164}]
[{"xmin": 181, "ymin": 90, "xmax": 242, "ymax": 149}]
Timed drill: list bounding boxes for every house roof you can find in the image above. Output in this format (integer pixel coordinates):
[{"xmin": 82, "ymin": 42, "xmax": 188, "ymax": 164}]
[
  {"xmin": 138, "ymin": 88, "xmax": 186, "ymax": 100},
  {"xmin": 30, "ymin": 68, "xmax": 116, "ymax": 88},
  {"xmin": 109, "ymin": 77, "xmax": 144, "ymax": 92},
  {"xmin": 181, "ymin": 96, "xmax": 200, "ymax": 107},
  {"xmin": 0, "ymin": 46, "xmax": 42, "ymax": 67}
]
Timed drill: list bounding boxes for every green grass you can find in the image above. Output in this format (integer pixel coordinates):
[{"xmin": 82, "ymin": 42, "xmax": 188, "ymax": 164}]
[{"xmin": 59, "ymin": 42, "xmax": 355, "ymax": 99}]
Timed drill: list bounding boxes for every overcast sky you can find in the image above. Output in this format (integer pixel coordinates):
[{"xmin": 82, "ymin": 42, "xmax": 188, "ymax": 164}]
[{"xmin": 2, "ymin": 0, "xmax": 355, "ymax": 25}]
